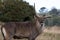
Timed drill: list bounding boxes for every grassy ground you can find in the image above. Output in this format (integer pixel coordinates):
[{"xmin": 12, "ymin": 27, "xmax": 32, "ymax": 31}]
[
  {"xmin": 36, "ymin": 32, "xmax": 60, "ymax": 40},
  {"xmin": 0, "ymin": 26, "xmax": 60, "ymax": 40}
]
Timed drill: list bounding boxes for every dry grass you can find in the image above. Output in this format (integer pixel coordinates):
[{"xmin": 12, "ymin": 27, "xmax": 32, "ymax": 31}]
[
  {"xmin": 0, "ymin": 26, "xmax": 60, "ymax": 40},
  {"xmin": 36, "ymin": 32, "xmax": 60, "ymax": 40}
]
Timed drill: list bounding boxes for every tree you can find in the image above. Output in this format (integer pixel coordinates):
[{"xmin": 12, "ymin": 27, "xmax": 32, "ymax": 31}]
[
  {"xmin": 49, "ymin": 7, "xmax": 57, "ymax": 15},
  {"xmin": 0, "ymin": 0, "xmax": 36, "ymax": 22},
  {"xmin": 39, "ymin": 7, "xmax": 47, "ymax": 13}
]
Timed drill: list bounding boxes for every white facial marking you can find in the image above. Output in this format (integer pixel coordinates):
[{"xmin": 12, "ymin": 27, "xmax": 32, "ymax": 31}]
[{"xmin": 2, "ymin": 27, "xmax": 7, "ymax": 37}]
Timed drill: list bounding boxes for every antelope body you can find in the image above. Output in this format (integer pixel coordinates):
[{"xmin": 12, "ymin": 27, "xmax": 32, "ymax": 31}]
[{"xmin": 1, "ymin": 15, "xmax": 50, "ymax": 40}]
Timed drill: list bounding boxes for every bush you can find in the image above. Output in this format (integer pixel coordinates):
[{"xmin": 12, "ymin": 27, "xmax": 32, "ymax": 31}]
[{"xmin": 0, "ymin": 0, "xmax": 35, "ymax": 22}]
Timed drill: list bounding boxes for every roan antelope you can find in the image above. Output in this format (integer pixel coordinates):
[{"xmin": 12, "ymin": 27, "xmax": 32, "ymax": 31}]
[{"xmin": 1, "ymin": 15, "xmax": 51, "ymax": 40}]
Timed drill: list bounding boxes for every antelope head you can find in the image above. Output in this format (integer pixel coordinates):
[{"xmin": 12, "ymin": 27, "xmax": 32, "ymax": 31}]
[{"xmin": 34, "ymin": 14, "xmax": 51, "ymax": 23}]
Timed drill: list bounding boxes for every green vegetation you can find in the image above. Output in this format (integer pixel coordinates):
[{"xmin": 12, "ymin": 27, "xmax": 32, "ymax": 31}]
[
  {"xmin": 39, "ymin": 7, "xmax": 60, "ymax": 26},
  {"xmin": 0, "ymin": 0, "xmax": 35, "ymax": 22},
  {"xmin": 45, "ymin": 16, "xmax": 60, "ymax": 26}
]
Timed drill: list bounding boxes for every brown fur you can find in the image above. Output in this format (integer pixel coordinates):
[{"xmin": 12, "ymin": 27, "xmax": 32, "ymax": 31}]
[{"xmin": 1, "ymin": 15, "xmax": 48, "ymax": 40}]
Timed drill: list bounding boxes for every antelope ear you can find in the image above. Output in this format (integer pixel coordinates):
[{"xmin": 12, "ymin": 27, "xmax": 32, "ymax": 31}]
[
  {"xmin": 34, "ymin": 16, "xmax": 37, "ymax": 20},
  {"xmin": 44, "ymin": 15, "xmax": 52, "ymax": 19},
  {"xmin": 34, "ymin": 14, "xmax": 40, "ymax": 18}
]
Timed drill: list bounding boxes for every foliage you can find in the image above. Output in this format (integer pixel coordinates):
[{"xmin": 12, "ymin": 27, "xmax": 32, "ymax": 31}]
[
  {"xmin": 0, "ymin": 0, "xmax": 35, "ymax": 22},
  {"xmin": 39, "ymin": 7, "xmax": 60, "ymax": 26},
  {"xmin": 45, "ymin": 16, "xmax": 60, "ymax": 26},
  {"xmin": 49, "ymin": 8, "xmax": 57, "ymax": 15},
  {"xmin": 39, "ymin": 7, "xmax": 47, "ymax": 13}
]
